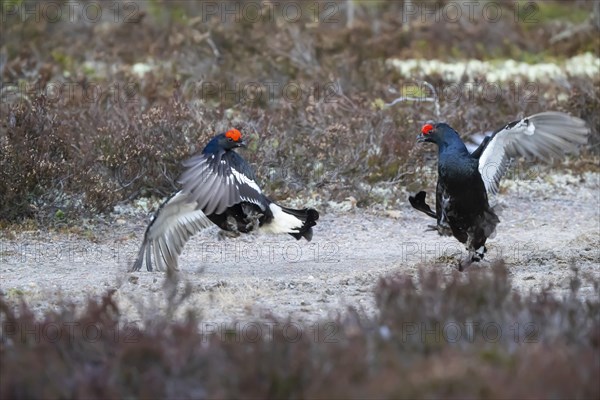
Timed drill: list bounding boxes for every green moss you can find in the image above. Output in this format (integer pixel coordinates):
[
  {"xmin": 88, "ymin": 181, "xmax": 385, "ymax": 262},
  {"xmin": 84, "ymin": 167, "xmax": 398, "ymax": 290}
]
[
  {"xmin": 50, "ymin": 50, "xmax": 75, "ymax": 72},
  {"xmin": 371, "ymin": 98, "xmax": 386, "ymax": 111},
  {"xmin": 82, "ymin": 64, "xmax": 96, "ymax": 78},
  {"xmin": 5, "ymin": 288, "xmax": 28, "ymax": 298},
  {"xmin": 479, "ymin": 348, "xmax": 517, "ymax": 370}
]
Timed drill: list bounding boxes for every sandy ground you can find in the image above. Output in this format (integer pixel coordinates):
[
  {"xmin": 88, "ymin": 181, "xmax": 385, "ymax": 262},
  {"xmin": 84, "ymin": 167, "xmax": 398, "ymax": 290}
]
[{"xmin": 1, "ymin": 172, "xmax": 599, "ymax": 326}]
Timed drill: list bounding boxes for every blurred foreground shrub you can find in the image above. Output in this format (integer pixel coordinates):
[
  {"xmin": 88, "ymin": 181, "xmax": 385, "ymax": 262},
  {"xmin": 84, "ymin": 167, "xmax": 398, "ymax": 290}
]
[{"xmin": 1, "ymin": 263, "xmax": 598, "ymax": 399}]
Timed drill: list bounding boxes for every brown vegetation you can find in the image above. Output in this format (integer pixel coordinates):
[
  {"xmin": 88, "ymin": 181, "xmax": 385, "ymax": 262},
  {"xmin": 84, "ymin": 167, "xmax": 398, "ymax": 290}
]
[
  {"xmin": 1, "ymin": 263, "xmax": 598, "ymax": 398},
  {"xmin": 1, "ymin": 1, "xmax": 599, "ymax": 224},
  {"xmin": 2, "ymin": 3, "xmax": 599, "ymax": 397}
]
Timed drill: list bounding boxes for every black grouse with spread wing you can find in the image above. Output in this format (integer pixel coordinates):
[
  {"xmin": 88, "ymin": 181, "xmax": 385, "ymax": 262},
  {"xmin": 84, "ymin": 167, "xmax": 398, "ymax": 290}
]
[
  {"xmin": 409, "ymin": 112, "xmax": 588, "ymax": 270},
  {"xmin": 132, "ymin": 129, "xmax": 319, "ymax": 272}
]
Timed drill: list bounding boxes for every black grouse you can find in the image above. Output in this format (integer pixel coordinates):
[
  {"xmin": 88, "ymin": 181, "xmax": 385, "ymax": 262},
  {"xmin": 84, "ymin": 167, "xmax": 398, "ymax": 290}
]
[
  {"xmin": 409, "ymin": 112, "xmax": 589, "ymax": 270},
  {"xmin": 132, "ymin": 129, "xmax": 319, "ymax": 272}
]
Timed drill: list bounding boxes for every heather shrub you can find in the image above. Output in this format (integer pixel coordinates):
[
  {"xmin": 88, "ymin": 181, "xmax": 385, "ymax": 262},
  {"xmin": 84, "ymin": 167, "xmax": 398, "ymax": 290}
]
[
  {"xmin": 1, "ymin": 0, "xmax": 598, "ymax": 222},
  {"xmin": 1, "ymin": 263, "xmax": 598, "ymax": 398}
]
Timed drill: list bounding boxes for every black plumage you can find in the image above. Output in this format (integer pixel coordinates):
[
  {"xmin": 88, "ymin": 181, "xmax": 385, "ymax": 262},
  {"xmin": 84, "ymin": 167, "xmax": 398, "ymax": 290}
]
[
  {"xmin": 132, "ymin": 129, "xmax": 319, "ymax": 272},
  {"xmin": 409, "ymin": 112, "xmax": 588, "ymax": 270}
]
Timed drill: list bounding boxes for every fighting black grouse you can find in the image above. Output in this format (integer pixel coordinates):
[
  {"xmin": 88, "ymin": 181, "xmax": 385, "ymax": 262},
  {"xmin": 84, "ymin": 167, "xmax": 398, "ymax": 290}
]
[
  {"xmin": 132, "ymin": 129, "xmax": 319, "ymax": 272},
  {"xmin": 409, "ymin": 112, "xmax": 589, "ymax": 270}
]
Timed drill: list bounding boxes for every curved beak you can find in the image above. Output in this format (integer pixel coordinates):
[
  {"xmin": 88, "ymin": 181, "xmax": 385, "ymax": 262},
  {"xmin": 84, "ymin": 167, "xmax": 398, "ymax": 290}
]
[
  {"xmin": 238, "ymin": 140, "xmax": 247, "ymax": 148},
  {"xmin": 416, "ymin": 134, "xmax": 427, "ymax": 143}
]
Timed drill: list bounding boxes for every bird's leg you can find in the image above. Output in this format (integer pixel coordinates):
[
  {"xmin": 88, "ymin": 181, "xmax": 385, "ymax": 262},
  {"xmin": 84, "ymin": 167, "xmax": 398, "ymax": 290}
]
[
  {"xmin": 245, "ymin": 214, "xmax": 263, "ymax": 231},
  {"xmin": 226, "ymin": 215, "xmax": 239, "ymax": 231},
  {"xmin": 458, "ymin": 253, "xmax": 474, "ymax": 272},
  {"xmin": 218, "ymin": 230, "xmax": 240, "ymax": 240},
  {"xmin": 427, "ymin": 222, "xmax": 452, "ymax": 236},
  {"xmin": 432, "ymin": 209, "xmax": 453, "ymax": 236},
  {"xmin": 473, "ymin": 245, "xmax": 486, "ymax": 262},
  {"xmin": 465, "ymin": 231, "xmax": 487, "ymax": 261},
  {"xmin": 241, "ymin": 205, "xmax": 263, "ymax": 232},
  {"xmin": 218, "ymin": 216, "xmax": 241, "ymax": 240},
  {"xmin": 458, "ymin": 243, "xmax": 487, "ymax": 271}
]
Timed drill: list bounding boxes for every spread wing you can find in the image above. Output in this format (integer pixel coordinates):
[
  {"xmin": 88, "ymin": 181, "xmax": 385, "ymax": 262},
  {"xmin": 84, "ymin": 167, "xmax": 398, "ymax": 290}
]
[
  {"xmin": 131, "ymin": 192, "xmax": 214, "ymax": 271},
  {"xmin": 178, "ymin": 150, "xmax": 268, "ymax": 214},
  {"xmin": 132, "ymin": 149, "xmax": 269, "ymax": 272},
  {"xmin": 472, "ymin": 112, "xmax": 589, "ymax": 195}
]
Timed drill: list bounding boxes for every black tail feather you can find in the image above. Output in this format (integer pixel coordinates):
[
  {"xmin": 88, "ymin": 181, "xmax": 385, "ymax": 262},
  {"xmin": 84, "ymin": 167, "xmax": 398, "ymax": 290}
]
[
  {"xmin": 281, "ymin": 207, "xmax": 319, "ymax": 241},
  {"xmin": 409, "ymin": 191, "xmax": 437, "ymax": 219}
]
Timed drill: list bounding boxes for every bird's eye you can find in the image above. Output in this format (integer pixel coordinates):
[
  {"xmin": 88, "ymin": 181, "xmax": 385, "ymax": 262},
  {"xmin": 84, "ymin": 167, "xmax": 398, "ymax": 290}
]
[{"xmin": 227, "ymin": 137, "xmax": 233, "ymax": 142}]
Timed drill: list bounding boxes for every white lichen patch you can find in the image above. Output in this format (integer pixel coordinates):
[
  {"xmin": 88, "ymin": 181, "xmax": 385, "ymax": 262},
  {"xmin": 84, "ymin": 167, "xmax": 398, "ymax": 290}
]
[
  {"xmin": 131, "ymin": 62, "xmax": 155, "ymax": 78},
  {"xmin": 387, "ymin": 52, "xmax": 600, "ymax": 83}
]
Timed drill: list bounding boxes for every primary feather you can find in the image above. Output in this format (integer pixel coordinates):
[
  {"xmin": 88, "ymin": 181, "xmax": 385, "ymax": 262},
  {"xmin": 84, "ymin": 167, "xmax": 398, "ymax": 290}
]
[
  {"xmin": 474, "ymin": 112, "xmax": 588, "ymax": 195},
  {"xmin": 132, "ymin": 130, "xmax": 319, "ymax": 272}
]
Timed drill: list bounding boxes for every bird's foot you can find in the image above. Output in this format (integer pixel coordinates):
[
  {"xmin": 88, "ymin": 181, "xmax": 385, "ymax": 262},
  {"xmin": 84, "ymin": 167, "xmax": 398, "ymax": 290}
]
[
  {"xmin": 218, "ymin": 230, "xmax": 240, "ymax": 241},
  {"xmin": 219, "ymin": 216, "xmax": 241, "ymax": 240},
  {"xmin": 458, "ymin": 247, "xmax": 487, "ymax": 271},
  {"xmin": 458, "ymin": 255, "xmax": 473, "ymax": 272},
  {"xmin": 225, "ymin": 216, "xmax": 239, "ymax": 231},
  {"xmin": 244, "ymin": 212, "xmax": 263, "ymax": 232},
  {"xmin": 427, "ymin": 223, "xmax": 452, "ymax": 236}
]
